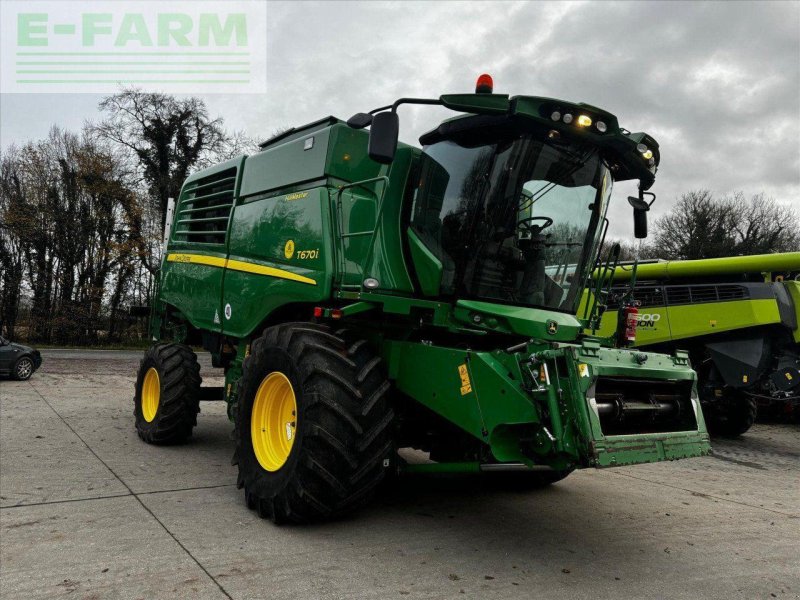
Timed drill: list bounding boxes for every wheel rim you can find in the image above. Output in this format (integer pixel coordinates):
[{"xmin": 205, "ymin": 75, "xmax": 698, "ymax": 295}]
[
  {"xmin": 141, "ymin": 367, "xmax": 160, "ymax": 423},
  {"xmin": 251, "ymin": 371, "xmax": 298, "ymax": 472},
  {"xmin": 16, "ymin": 358, "xmax": 32, "ymax": 379}
]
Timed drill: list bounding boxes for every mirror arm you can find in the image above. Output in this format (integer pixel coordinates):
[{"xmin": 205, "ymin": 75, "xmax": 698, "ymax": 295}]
[
  {"xmin": 368, "ymin": 104, "xmax": 394, "ymax": 115},
  {"xmin": 389, "ymin": 97, "xmax": 443, "ymax": 113},
  {"xmin": 640, "ymin": 188, "xmax": 656, "ymax": 207}
]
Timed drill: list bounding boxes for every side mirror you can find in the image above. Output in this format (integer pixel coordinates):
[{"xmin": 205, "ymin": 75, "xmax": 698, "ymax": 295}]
[
  {"xmin": 346, "ymin": 112, "xmax": 373, "ymax": 129},
  {"xmin": 368, "ymin": 111, "xmax": 399, "ymax": 165},
  {"xmin": 628, "ymin": 196, "xmax": 650, "ymax": 239}
]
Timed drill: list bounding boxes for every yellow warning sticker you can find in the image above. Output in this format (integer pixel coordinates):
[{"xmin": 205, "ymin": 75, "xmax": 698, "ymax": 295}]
[
  {"xmin": 458, "ymin": 364, "xmax": 472, "ymax": 395},
  {"xmin": 742, "ymin": 374, "xmax": 749, "ymax": 383},
  {"xmin": 578, "ymin": 363, "xmax": 590, "ymax": 378}
]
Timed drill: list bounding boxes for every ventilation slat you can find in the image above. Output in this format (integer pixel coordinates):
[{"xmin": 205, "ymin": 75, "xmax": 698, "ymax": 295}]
[
  {"xmin": 179, "ymin": 202, "xmax": 233, "ymax": 216},
  {"xmin": 177, "ymin": 216, "xmax": 230, "ymax": 225},
  {"xmin": 176, "ymin": 230, "xmax": 227, "ymax": 237},
  {"xmin": 174, "ymin": 168, "xmax": 236, "ymax": 245},
  {"xmin": 184, "ymin": 176, "xmax": 236, "ymax": 195},
  {"xmin": 184, "ymin": 189, "xmax": 234, "ymax": 203}
]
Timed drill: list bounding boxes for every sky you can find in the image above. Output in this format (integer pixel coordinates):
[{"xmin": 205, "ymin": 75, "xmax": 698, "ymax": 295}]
[{"xmin": 1, "ymin": 0, "xmax": 798, "ymax": 239}]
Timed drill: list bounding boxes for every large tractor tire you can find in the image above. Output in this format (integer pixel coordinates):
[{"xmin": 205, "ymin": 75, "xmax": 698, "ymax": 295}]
[
  {"xmin": 706, "ymin": 392, "xmax": 757, "ymax": 438},
  {"xmin": 133, "ymin": 344, "xmax": 201, "ymax": 444},
  {"xmin": 234, "ymin": 323, "xmax": 394, "ymax": 524}
]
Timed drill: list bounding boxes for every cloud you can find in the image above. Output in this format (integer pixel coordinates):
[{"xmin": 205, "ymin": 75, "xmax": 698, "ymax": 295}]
[{"xmin": 2, "ymin": 1, "xmax": 798, "ymax": 238}]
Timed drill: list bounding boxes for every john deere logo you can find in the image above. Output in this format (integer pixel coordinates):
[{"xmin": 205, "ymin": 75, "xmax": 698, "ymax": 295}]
[
  {"xmin": 284, "ymin": 240, "xmax": 295, "ymax": 259},
  {"xmin": 547, "ymin": 320, "xmax": 558, "ymax": 335}
]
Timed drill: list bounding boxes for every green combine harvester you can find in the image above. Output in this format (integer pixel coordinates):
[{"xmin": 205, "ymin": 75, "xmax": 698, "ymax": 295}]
[
  {"xmin": 134, "ymin": 75, "xmax": 711, "ymax": 523},
  {"xmin": 593, "ymin": 253, "xmax": 800, "ymax": 436}
]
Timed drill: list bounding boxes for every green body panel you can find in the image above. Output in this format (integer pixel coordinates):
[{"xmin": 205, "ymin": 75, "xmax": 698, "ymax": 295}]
[
  {"xmin": 160, "ymin": 250, "xmax": 226, "ymax": 334},
  {"xmin": 222, "ymin": 187, "xmax": 332, "ymax": 338},
  {"xmin": 407, "ymin": 228, "xmax": 443, "ymax": 296},
  {"xmin": 160, "ymin": 157, "xmax": 246, "ymax": 333},
  {"xmin": 384, "ymin": 342, "xmax": 540, "ymax": 444},
  {"xmin": 783, "ymin": 281, "xmax": 800, "ymax": 343},
  {"xmin": 594, "ymin": 298, "xmax": 783, "ymax": 345},
  {"xmin": 339, "ymin": 147, "xmax": 413, "ymax": 294},
  {"xmin": 239, "ymin": 129, "xmax": 331, "ymax": 197},
  {"xmin": 453, "ymin": 300, "xmax": 584, "ymax": 341},
  {"xmin": 612, "ymin": 252, "xmax": 800, "ymax": 282},
  {"xmin": 383, "ymin": 339, "xmax": 709, "ymax": 468},
  {"xmin": 785, "ymin": 281, "xmax": 800, "ymax": 343}
]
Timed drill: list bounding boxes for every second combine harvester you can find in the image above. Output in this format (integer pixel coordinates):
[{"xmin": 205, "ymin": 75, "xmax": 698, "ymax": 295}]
[
  {"xmin": 134, "ymin": 76, "xmax": 711, "ymax": 523},
  {"xmin": 597, "ymin": 253, "xmax": 800, "ymax": 436}
]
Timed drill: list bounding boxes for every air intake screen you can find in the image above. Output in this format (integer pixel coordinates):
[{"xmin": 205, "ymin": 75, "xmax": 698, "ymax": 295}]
[{"xmin": 173, "ymin": 168, "xmax": 237, "ymax": 244}]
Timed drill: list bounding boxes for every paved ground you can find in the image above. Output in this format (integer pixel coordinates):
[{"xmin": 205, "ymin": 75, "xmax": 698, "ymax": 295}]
[{"xmin": 1, "ymin": 350, "xmax": 798, "ymax": 600}]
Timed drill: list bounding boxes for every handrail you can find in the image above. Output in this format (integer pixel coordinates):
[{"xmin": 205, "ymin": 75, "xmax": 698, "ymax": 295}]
[{"xmin": 334, "ymin": 175, "xmax": 390, "ymax": 288}]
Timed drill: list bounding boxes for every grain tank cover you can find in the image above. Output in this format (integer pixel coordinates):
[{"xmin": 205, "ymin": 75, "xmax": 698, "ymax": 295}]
[{"xmin": 240, "ymin": 119, "xmax": 385, "ymax": 198}]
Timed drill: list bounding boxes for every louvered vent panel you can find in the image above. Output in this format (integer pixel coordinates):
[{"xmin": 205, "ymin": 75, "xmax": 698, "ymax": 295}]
[
  {"xmin": 689, "ymin": 286, "xmax": 718, "ymax": 303},
  {"xmin": 173, "ymin": 169, "xmax": 237, "ymax": 244},
  {"xmin": 666, "ymin": 287, "xmax": 691, "ymax": 305},
  {"xmin": 717, "ymin": 285, "xmax": 748, "ymax": 301}
]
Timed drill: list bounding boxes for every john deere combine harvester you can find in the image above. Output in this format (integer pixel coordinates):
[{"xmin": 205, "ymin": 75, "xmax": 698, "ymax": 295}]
[
  {"xmin": 594, "ymin": 253, "xmax": 800, "ymax": 436},
  {"xmin": 134, "ymin": 76, "xmax": 710, "ymax": 523}
]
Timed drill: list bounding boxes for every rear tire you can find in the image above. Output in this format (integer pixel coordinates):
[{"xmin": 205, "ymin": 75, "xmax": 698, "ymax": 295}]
[
  {"xmin": 705, "ymin": 392, "xmax": 757, "ymax": 437},
  {"xmin": 12, "ymin": 356, "xmax": 35, "ymax": 381},
  {"xmin": 133, "ymin": 344, "xmax": 201, "ymax": 444},
  {"xmin": 234, "ymin": 322, "xmax": 394, "ymax": 524}
]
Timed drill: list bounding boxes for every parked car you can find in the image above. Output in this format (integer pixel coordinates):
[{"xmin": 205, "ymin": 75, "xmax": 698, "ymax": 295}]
[{"xmin": 0, "ymin": 336, "xmax": 42, "ymax": 380}]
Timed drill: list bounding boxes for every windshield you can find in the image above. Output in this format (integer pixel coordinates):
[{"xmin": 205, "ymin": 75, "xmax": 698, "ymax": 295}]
[{"xmin": 409, "ymin": 133, "xmax": 611, "ymax": 312}]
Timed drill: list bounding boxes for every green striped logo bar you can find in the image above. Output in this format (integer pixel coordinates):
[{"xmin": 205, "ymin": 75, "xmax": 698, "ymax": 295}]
[{"xmin": 1, "ymin": 2, "xmax": 267, "ymax": 93}]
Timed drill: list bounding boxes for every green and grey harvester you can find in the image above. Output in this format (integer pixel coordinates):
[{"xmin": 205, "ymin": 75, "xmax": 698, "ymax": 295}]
[
  {"xmin": 133, "ymin": 75, "xmax": 711, "ymax": 523},
  {"xmin": 593, "ymin": 252, "xmax": 800, "ymax": 436}
]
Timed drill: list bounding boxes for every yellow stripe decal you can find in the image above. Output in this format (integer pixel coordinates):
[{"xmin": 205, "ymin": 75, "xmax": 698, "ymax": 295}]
[{"xmin": 167, "ymin": 253, "xmax": 316, "ymax": 286}]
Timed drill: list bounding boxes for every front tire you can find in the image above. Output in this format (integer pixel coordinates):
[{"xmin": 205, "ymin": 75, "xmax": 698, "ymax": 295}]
[
  {"xmin": 133, "ymin": 344, "xmax": 201, "ymax": 444},
  {"xmin": 705, "ymin": 392, "xmax": 757, "ymax": 437},
  {"xmin": 235, "ymin": 323, "xmax": 394, "ymax": 524},
  {"xmin": 13, "ymin": 356, "xmax": 35, "ymax": 381}
]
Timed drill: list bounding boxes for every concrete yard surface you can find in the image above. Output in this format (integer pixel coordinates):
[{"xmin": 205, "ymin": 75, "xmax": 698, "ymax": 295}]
[{"xmin": 1, "ymin": 350, "xmax": 798, "ymax": 599}]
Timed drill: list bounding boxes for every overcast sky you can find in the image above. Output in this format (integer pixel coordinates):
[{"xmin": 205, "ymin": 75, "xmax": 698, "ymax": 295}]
[{"xmin": 1, "ymin": 0, "xmax": 798, "ymax": 238}]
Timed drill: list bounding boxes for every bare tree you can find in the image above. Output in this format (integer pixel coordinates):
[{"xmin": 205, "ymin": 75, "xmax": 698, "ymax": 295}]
[
  {"xmin": 0, "ymin": 128, "xmax": 141, "ymax": 343},
  {"xmin": 652, "ymin": 190, "xmax": 799, "ymax": 260},
  {"xmin": 726, "ymin": 192, "xmax": 800, "ymax": 255},
  {"xmin": 92, "ymin": 88, "xmax": 254, "ymax": 272}
]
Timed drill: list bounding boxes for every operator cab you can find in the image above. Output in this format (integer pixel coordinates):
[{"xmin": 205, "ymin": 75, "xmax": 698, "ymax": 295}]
[{"xmin": 409, "ymin": 115, "xmax": 611, "ymax": 314}]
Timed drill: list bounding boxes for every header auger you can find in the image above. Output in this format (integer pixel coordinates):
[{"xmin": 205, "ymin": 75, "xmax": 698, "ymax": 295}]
[{"xmin": 134, "ymin": 76, "xmax": 710, "ymax": 523}]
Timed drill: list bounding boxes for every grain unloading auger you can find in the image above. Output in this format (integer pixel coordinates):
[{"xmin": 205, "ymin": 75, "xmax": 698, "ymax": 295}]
[{"xmin": 134, "ymin": 75, "xmax": 710, "ymax": 523}]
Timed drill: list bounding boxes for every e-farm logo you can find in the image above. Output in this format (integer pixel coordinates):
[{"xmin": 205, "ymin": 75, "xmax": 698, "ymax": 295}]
[{"xmin": 0, "ymin": 1, "xmax": 267, "ymax": 93}]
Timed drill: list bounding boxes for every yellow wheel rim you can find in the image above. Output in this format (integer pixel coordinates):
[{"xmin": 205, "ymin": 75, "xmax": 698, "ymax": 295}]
[
  {"xmin": 141, "ymin": 367, "xmax": 160, "ymax": 423},
  {"xmin": 251, "ymin": 372, "xmax": 298, "ymax": 472}
]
